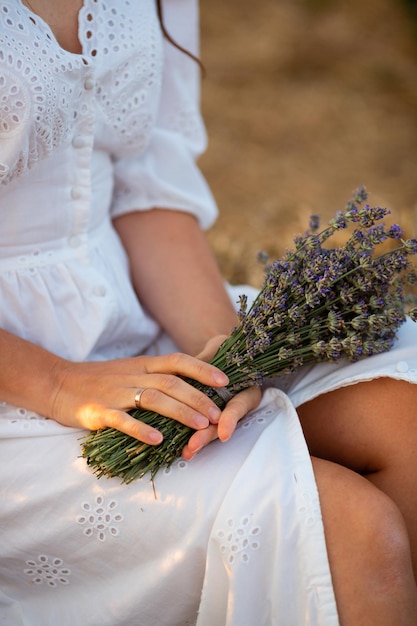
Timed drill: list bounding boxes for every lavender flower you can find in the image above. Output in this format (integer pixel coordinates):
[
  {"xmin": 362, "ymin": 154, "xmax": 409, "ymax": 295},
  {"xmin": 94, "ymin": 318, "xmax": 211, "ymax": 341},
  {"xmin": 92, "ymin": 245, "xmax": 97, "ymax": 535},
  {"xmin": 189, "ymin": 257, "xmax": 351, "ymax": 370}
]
[{"xmin": 81, "ymin": 187, "xmax": 417, "ymax": 483}]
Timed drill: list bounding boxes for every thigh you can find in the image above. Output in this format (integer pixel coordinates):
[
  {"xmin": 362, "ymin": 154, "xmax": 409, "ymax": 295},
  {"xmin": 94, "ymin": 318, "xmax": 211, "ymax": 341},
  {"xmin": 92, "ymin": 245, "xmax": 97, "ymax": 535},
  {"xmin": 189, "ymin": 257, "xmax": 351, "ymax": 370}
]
[{"xmin": 298, "ymin": 378, "xmax": 417, "ymax": 474}]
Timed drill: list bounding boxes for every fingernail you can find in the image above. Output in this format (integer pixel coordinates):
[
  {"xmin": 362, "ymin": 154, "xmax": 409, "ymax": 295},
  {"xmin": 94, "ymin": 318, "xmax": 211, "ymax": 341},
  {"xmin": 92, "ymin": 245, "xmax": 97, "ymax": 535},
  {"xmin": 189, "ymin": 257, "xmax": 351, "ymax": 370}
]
[
  {"xmin": 194, "ymin": 414, "xmax": 209, "ymax": 429},
  {"xmin": 208, "ymin": 406, "xmax": 221, "ymax": 422},
  {"xmin": 213, "ymin": 371, "xmax": 228, "ymax": 384},
  {"xmin": 149, "ymin": 431, "xmax": 163, "ymax": 444}
]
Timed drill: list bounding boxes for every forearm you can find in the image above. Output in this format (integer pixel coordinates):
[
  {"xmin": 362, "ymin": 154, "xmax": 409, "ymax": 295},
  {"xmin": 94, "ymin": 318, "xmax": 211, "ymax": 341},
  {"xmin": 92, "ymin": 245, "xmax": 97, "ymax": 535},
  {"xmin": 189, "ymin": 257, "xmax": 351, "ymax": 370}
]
[
  {"xmin": 114, "ymin": 209, "xmax": 238, "ymax": 355},
  {"xmin": 0, "ymin": 327, "xmax": 233, "ymax": 443},
  {"xmin": 0, "ymin": 328, "xmax": 65, "ymax": 416}
]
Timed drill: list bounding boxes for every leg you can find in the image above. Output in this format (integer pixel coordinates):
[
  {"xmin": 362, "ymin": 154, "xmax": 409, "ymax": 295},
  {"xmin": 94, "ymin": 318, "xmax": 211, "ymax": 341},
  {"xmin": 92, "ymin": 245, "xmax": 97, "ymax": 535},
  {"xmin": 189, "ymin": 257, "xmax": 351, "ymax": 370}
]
[
  {"xmin": 313, "ymin": 457, "xmax": 417, "ymax": 625},
  {"xmin": 299, "ymin": 378, "xmax": 417, "ymax": 580}
]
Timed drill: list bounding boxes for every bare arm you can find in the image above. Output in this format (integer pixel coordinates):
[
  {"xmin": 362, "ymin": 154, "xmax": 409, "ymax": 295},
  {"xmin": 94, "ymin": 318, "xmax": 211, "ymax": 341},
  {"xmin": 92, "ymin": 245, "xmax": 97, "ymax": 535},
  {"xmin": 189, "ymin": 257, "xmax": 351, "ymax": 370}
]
[
  {"xmin": 0, "ymin": 329, "xmax": 64, "ymax": 417},
  {"xmin": 114, "ymin": 208, "xmax": 262, "ymax": 453},
  {"xmin": 113, "ymin": 208, "xmax": 239, "ymax": 355},
  {"xmin": 0, "ymin": 327, "xmax": 230, "ymax": 443},
  {"xmin": 0, "ymin": 209, "xmax": 259, "ymax": 449}
]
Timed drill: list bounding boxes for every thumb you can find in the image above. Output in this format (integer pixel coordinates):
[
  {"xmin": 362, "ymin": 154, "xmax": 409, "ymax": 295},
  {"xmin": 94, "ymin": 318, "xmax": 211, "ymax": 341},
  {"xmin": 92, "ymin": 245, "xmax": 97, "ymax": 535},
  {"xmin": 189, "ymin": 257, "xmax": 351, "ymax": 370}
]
[{"xmin": 196, "ymin": 335, "xmax": 229, "ymax": 363}]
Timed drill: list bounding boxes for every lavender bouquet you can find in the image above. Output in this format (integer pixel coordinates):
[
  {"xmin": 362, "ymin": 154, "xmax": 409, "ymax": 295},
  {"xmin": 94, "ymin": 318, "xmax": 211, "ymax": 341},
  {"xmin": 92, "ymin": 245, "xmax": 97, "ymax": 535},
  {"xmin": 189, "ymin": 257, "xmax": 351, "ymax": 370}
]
[{"xmin": 81, "ymin": 188, "xmax": 417, "ymax": 483}]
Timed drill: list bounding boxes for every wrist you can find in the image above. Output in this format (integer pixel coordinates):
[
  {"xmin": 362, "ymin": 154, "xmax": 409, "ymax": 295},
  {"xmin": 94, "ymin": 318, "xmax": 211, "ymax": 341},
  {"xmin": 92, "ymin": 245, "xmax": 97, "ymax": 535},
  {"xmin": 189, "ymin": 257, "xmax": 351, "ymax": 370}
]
[
  {"xmin": 46, "ymin": 356, "xmax": 73, "ymax": 421},
  {"xmin": 0, "ymin": 329, "xmax": 70, "ymax": 418}
]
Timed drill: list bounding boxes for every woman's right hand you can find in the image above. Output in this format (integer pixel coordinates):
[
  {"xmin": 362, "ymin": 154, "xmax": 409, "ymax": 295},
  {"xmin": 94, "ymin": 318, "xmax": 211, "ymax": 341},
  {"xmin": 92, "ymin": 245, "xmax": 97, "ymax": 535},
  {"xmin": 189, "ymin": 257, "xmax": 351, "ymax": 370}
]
[{"xmin": 49, "ymin": 352, "xmax": 229, "ymax": 444}]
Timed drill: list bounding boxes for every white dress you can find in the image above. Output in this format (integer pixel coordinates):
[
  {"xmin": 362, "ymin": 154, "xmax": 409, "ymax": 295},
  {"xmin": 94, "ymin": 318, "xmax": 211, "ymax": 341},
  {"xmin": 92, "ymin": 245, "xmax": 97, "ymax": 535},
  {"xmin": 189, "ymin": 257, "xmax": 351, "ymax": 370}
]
[{"xmin": 1, "ymin": 1, "xmax": 416, "ymax": 624}]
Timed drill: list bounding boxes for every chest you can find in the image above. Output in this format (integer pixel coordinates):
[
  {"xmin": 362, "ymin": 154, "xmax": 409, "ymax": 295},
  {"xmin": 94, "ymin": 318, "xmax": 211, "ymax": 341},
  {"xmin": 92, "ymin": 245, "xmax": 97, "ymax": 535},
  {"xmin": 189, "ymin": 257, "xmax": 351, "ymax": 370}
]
[
  {"xmin": 21, "ymin": 0, "xmax": 84, "ymax": 53},
  {"xmin": 0, "ymin": 0, "xmax": 164, "ymax": 185}
]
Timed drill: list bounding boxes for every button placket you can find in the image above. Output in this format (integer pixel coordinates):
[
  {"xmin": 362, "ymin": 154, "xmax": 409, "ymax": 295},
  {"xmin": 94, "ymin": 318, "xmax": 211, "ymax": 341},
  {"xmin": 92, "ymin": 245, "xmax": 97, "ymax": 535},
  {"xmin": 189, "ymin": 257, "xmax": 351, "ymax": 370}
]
[
  {"xmin": 72, "ymin": 135, "xmax": 88, "ymax": 149},
  {"xmin": 68, "ymin": 68, "xmax": 95, "ymax": 252}
]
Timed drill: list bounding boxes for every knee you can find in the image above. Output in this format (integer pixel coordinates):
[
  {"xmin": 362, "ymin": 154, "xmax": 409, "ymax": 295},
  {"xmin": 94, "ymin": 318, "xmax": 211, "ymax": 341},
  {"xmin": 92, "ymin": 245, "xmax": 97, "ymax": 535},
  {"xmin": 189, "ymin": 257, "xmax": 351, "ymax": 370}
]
[
  {"xmin": 314, "ymin": 458, "xmax": 417, "ymax": 623},
  {"xmin": 356, "ymin": 488, "xmax": 413, "ymax": 590},
  {"xmin": 314, "ymin": 458, "xmax": 414, "ymax": 588}
]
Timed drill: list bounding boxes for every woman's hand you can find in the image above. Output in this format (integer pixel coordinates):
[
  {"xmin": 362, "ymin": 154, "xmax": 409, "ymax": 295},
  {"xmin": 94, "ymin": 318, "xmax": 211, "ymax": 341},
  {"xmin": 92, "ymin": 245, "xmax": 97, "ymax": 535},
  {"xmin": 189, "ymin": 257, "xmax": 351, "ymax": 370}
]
[
  {"xmin": 181, "ymin": 386, "xmax": 262, "ymax": 460},
  {"xmin": 50, "ymin": 352, "xmax": 229, "ymax": 444},
  {"xmin": 181, "ymin": 336, "xmax": 262, "ymax": 460}
]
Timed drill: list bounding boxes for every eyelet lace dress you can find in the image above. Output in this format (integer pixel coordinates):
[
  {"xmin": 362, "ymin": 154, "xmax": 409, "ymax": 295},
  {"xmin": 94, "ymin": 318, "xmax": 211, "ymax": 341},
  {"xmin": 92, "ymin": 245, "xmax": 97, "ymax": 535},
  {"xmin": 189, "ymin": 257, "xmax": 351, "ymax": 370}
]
[{"xmin": 1, "ymin": 1, "xmax": 417, "ymax": 624}]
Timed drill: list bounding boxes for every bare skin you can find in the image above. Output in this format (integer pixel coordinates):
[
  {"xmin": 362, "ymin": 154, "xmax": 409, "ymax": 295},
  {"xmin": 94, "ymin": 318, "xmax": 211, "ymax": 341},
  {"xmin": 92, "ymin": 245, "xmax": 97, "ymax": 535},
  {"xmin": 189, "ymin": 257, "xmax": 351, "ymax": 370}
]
[
  {"xmin": 298, "ymin": 377, "xmax": 417, "ymax": 583},
  {"xmin": 21, "ymin": 0, "xmax": 83, "ymax": 54},
  {"xmin": 8, "ymin": 2, "xmax": 417, "ymax": 622},
  {"xmin": 313, "ymin": 456, "xmax": 417, "ymax": 625}
]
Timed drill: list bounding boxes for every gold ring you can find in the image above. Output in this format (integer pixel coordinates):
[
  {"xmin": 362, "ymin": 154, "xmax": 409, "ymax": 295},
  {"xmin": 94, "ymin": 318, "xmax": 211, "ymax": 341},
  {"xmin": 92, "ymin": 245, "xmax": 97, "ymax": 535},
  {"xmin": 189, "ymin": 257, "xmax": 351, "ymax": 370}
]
[{"xmin": 134, "ymin": 387, "xmax": 146, "ymax": 409}]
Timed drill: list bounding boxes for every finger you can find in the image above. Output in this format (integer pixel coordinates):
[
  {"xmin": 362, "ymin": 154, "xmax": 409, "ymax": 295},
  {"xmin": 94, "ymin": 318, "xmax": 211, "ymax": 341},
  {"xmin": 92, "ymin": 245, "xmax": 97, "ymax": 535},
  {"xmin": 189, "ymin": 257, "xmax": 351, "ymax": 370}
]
[
  {"xmin": 130, "ymin": 385, "xmax": 214, "ymax": 430},
  {"xmin": 126, "ymin": 375, "xmax": 222, "ymax": 424},
  {"xmin": 138, "ymin": 352, "xmax": 229, "ymax": 387},
  {"xmin": 196, "ymin": 335, "xmax": 229, "ymax": 362},
  {"xmin": 182, "ymin": 423, "xmax": 219, "ymax": 460},
  {"xmin": 182, "ymin": 387, "xmax": 262, "ymax": 459},
  {"xmin": 217, "ymin": 387, "xmax": 262, "ymax": 442},
  {"xmin": 105, "ymin": 410, "xmax": 164, "ymax": 444},
  {"xmin": 76, "ymin": 404, "xmax": 164, "ymax": 445}
]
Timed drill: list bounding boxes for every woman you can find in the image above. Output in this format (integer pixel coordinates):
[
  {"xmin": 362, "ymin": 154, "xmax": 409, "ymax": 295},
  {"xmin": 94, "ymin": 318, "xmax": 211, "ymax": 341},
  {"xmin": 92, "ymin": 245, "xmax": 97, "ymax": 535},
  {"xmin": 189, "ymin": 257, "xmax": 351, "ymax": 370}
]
[{"xmin": 0, "ymin": 1, "xmax": 416, "ymax": 624}]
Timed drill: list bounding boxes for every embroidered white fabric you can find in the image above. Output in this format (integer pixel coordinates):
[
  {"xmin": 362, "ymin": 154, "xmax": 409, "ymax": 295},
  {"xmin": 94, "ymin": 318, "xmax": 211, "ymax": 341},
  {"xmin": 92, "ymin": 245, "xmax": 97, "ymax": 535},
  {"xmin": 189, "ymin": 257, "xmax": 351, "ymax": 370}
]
[{"xmin": 1, "ymin": 1, "xmax": 416, "ymax": 624}]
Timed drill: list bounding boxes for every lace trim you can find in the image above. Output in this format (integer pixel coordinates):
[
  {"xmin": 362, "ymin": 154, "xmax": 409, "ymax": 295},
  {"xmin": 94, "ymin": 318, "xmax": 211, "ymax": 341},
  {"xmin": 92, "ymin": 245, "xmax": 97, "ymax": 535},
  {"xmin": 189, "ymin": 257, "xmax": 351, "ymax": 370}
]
[
  {"xmin": 0, "ymin": 0, "xmax": 163, "ymax": 184},
  {"xmin": 0, "ymin": 3, "xmax": 87, "ymax": 184}
]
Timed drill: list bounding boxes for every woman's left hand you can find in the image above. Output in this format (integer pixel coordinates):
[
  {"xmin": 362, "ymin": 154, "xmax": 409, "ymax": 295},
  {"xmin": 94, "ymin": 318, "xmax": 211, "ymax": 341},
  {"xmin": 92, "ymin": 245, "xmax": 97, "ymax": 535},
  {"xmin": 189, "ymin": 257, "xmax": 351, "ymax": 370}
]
[{"xmin": 181, "ymin": 336, "xmax": 262, "ymax": 460}]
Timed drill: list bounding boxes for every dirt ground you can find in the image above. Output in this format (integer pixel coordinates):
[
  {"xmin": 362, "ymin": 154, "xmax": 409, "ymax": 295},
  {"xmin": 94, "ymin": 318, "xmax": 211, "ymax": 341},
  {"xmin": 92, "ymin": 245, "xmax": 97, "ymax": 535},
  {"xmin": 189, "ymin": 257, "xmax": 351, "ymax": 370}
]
[{"xmin": 198, "ymin": 0, "xmax": 417, "ymax": 288}]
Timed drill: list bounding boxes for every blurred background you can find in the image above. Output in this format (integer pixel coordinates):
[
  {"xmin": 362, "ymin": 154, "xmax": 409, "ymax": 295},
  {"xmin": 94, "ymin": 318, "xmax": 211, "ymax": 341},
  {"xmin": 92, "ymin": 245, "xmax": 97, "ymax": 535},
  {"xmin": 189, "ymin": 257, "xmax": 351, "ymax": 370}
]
[{"xmin": 198, "ymin": 0, "xmax": 417, "ymax": 288}]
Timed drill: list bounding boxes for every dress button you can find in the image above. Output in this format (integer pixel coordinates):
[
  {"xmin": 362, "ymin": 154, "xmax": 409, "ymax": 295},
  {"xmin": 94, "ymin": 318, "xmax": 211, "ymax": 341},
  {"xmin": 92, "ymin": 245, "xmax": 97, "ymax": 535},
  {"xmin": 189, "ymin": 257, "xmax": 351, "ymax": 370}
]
[
  {"xmin": 84, "ymin": 77, "xmax": 95, "ymax": 90},
  {"xmin": 72, "ymin": 135, "xmax": 87, "ymax": 149},
  {"xmin": 0, "ymin": 162, "xmax": 9, "ymax": 177},
  {"xmin": 93, "ymin": 285, "xmax": 107, "ymax": 297},
  {"xmin": 71, "ymin": 187, "xmax": 83, "ymax": 200},
  {"xmin": 68, "ymin": 235, "xmax": 82, "ymax": 248},
  {"xmin": 396, "ymin": 361, "xmax": 409, "ymax": 373}
]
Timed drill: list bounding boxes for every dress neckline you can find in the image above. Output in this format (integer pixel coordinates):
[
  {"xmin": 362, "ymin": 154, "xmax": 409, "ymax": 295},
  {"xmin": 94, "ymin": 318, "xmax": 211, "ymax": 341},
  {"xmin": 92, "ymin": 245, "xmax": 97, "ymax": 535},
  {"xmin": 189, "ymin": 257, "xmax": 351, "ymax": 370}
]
[{"xmin": 19, "ymin": 0, "xmax": 87, "ymax": 58}]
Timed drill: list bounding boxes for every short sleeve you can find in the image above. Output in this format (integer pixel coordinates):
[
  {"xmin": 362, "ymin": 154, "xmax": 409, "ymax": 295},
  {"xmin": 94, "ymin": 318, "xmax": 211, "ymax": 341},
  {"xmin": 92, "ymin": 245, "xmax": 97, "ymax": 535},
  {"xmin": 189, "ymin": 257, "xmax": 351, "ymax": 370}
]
[{"xmin": 110, "ymin": 0, "xmax": 218, "ymax": 230}]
